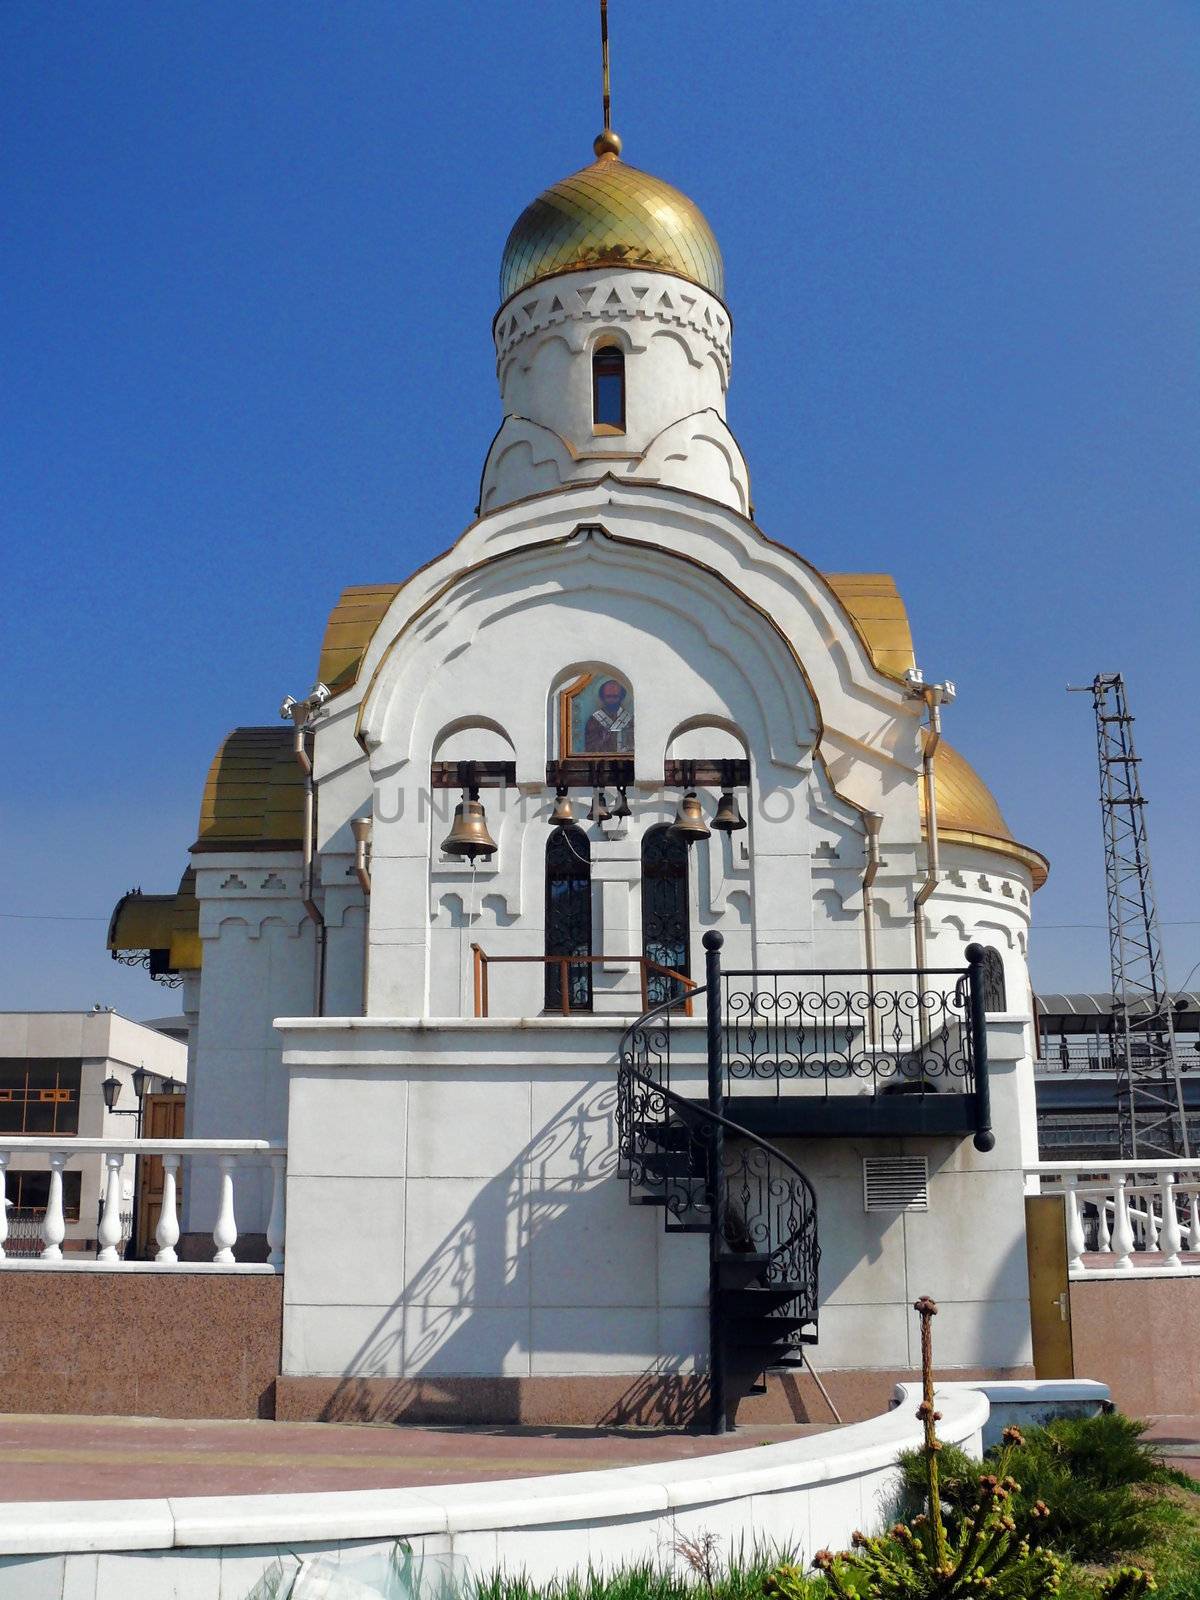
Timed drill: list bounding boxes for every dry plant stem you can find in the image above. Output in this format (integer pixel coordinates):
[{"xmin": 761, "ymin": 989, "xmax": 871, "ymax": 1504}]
[{"xmin": 915, "ymin": 1294, "xmax": 949, "ymax": 1572}]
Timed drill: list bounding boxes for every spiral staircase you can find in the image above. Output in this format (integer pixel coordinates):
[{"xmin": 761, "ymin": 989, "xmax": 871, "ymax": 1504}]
[{"xmin": 616, "ymin": 932, "xmax": 820, "ymax": 1432}]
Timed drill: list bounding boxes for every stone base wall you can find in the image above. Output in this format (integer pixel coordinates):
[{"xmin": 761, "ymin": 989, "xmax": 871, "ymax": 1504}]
[
  {"xmin": 0, "ymin": 1271, "xmax": 283, "ymax": 1419},
  {"xmin": 1070, "ymin": 1276, "xmax": 1200, "ymax": 1415},
  {"xmin": 275, "ymin": 1363, "xmax": 1035, "ymax": 1428}
]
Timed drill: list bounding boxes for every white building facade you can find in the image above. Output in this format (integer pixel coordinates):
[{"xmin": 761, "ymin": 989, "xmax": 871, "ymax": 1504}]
[{"xmin": 111, "ymin": 132, "xmax": 1048, "ymax": 1425}]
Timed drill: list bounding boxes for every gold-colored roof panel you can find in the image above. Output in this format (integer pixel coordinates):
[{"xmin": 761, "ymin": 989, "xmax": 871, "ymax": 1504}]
[
  {"xmin": 317, "ymin": 583, "xmax": 405, "ymax": 696},
  {"xmin": 823, "ymin": 573, "xmax": 917, "ymax": 681},
  {"xmin": 500, "ymin": 154, "xmax": 724, "ymax": 306},
  {"xmin": 108, "ymin": 867, "xmax": 201, "ymax": 973},
  {"xmin": 193, "ymin": 727, "xmax": 305, "ymax": 853},
  {"xmin": 925, "ymin": 740, "xmax": 1049, "ymax": 890}
]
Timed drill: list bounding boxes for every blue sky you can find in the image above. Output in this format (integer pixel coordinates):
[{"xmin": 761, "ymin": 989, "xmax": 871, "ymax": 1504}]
[{"xmin": 2, "ymin": 2, "xmax": 1197, "ymax": 1016}]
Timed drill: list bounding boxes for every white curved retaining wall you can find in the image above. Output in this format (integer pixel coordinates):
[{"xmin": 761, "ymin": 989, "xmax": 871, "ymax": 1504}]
[{"xmin": 0, "ymin": 1387, "xmax": 990, "ymax": 1597}]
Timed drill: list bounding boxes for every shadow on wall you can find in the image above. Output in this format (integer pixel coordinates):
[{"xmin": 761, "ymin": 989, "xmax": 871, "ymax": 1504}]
[{"xmin": 315, "ymin": 1083, "xmax": 705, "ymax": 1428}]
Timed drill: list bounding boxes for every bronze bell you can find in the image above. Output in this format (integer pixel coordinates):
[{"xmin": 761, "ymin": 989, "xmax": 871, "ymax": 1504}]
[
  {"xmin": 549, "ymin": 787, "xmax": 574, "ymax": 827},
  {"xmin": 441, "ymin": 789, "xmax": 497, "ymax": 861},
  {"xmin": 610, "ymin": 785, "xmax": 632, "ymax": 820},
  {"xmin": 712, "ymin": 789, "xmax": 747, "ymax": 833},
  {"xmin": 586, "ymin": 788, "xmax": 612, "ymax": 824},
  {"xmin": 669, "ymin": 789, "xmax": 710, "ymax": 844}
]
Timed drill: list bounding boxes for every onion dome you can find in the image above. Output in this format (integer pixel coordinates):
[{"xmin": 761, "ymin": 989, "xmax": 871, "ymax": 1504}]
[{"xmin": 499, "ymin": 134, "xmax": 724, "ymax": 307}]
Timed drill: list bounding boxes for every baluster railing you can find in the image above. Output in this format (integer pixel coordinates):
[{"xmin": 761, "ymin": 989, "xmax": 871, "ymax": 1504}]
[
  {"xmin": 0, "ymin": 1139, "xmax": 286, "ymax": 1271},
  {"xmin": 1028, "ymin": 1160, "xmax": 1200, "ymax": 1276},
  {"xmin": 40, "ymin": 1153, "xmax": 67, "ymax": 1261},
  {"xmin": 156, "ymin": 1154, "xmax": 181, "ymax": 1263}
]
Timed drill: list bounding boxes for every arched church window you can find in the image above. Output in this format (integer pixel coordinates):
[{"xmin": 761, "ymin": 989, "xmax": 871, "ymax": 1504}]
[
  {"xmin": 545, "ymin": 827, "xmax": 592, "ymax": 1012},
  {"xmin": 980, "ymin": 946, "xmax": 1007, "ymax": 1013},
  {"xmin": 559, "ymin": 671, "xmax": 634, "ymax": 757},
  {"xmin": 592, "ymin": 344, "xmax": 625, "ymax": 432},
  {"xmin": 642, "ymin": 826, "xmax": 690, "ymax": 1008}
]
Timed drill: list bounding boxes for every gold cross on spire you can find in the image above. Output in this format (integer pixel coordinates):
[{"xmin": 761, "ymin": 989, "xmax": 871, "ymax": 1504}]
[{"xmin": 595, "ymin": 0, "xmax": 622, "ymax": 158}]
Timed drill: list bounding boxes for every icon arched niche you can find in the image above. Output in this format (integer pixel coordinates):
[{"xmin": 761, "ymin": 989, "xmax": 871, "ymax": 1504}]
[{"xmin": 551, "ymin": 665, "xmax": 635, "ymax": 761}]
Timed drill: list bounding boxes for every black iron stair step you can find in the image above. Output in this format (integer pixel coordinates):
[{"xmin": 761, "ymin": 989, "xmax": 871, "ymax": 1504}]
[
  {"xmin": 634, "ymin": 1151, "xmax": 705, "ymax": 1178},
  {"xmin": 630, "ymin": 1119, "xmax": 698, "ymax": 1151},
  {"xmin": 717, "ymin": 1286, "xmax": 807, "ymax": 1314}
]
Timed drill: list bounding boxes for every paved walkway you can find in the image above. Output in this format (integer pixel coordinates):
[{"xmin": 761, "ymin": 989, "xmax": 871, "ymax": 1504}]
[
  {"xmin": 1143, "ymin": 1415, "xmax": 1200, "ymax": 1481},
  {"xmin": 0, "ymin": 1414, "xmax": 832, "ymax": 1503}
]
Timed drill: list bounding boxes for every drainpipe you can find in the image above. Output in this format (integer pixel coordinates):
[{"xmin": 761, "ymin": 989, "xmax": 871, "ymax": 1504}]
[
  {"xmin": 908, "ymin": 675, "xmax": 955, "ymax": 974},
  {"xmin": 280, "ymin": 685, "xmax": 331, "ymax": 1015},
  {"xmin": 351, "ymin": 815, "xmax": 372, "ymax": 1016},
  {"xmin": 861, "ymin": 810, "xmax": 883, "ymax": 976},
  {"xmin": 861, "ymin": 811, "xmax": 883, "ymax": 1052}
]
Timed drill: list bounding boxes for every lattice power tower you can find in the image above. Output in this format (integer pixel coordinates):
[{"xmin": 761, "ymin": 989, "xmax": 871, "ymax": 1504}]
[{"xmin": 1072, "ymin": 672, "xmax": 1190, "ymax": 1159}]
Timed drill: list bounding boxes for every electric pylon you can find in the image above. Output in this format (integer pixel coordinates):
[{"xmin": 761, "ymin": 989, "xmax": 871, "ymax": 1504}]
[{"xmin": 1070, "ymin": 673, "xmax": 1189, "ymax": 1159}]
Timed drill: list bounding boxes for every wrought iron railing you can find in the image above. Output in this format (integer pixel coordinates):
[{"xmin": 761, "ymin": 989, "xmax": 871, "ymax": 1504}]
[
  {"xmin": 617, "ymin": 933, "xmax": 821, "ymax": 1431},
  {"xmin": 720, "ymin": 966, "xmax": 977, "ymax": 1100}
]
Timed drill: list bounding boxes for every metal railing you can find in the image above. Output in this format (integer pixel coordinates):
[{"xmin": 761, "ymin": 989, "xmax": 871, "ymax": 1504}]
[
  {"xmin": 470, "ymin": 945, "xmax": 695, "ymax": 1018},
  {"xmin": 617, "ymin": 932, "xmax": 819, "ymax": 1433}
]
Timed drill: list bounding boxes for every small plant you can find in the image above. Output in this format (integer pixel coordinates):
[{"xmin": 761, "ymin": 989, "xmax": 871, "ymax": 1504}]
[{"xmin": 774, "ymin": 1297, "xmax": 1074, "ymax": 1598}]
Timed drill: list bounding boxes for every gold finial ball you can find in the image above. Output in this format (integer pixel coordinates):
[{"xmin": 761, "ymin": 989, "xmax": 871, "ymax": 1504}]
[{"xmin": 593, "ymin": 128, "xmax": 622, "ymax": 159}]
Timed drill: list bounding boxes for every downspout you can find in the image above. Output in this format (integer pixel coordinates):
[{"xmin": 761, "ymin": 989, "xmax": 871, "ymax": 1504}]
[
  {"xmin": 861, "ymin": 810, "xmax": 883, "ymax": 976},
  {"xmin": 912, "ymin": 682, "xmax": 946, "ymax": 975},
  {"xmin": 861, "ymin": 811, "xmax": 883, "ymax": 1052},
  {"xmin": 351, "ymin": 815, "xmax": 372, "ymax": 1016},
  {"xmin": 281, "ymin": 686, "xmax": 330, "ymax": 1016}
]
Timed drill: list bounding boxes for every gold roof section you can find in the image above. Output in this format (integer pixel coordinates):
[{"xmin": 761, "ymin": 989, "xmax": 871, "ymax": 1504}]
[
  {"xmin": 193, "ymin": 727, "xmax": 305, "ymax": 853},
  {"xmin": 107, "ymin": 868, "xmax": 201, "ymax": 973},
  {"xmin": 822, "ymin": 573, "xmax": 916, "ymax": 682},
  {"xmin": 317, "ymin": 584, "xmax": 404, "ymax": 696},
  {"xmin": 499, "ymin": 153, "xmax": 724, "ymax": 307},
  {"xmin": 926, "ymin": 740, "xmax": 1049, "ymax": 890}
]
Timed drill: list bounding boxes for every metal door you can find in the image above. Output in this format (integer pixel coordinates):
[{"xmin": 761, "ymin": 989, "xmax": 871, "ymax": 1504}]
[{"xmin": 1025, "ymin": 1193, "xmax": 1074, "ymax": 1379}]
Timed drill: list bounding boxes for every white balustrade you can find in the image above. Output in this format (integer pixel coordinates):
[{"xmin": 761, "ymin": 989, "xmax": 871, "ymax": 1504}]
[
  {"xmin": 155, "ymin": 1154, "xmax": 181, "ymax": 1264},
  {"xmin": 0, "ymin": 1139, "xmax": 286, "ymax": 1273},
  {"xmin": 1028, "ymin": 1160, "xmax": 1200, "ymax": 1277},
  {"xmin": 40, "ymin": 1154, "xmax": 67, "ymax": 1261}
]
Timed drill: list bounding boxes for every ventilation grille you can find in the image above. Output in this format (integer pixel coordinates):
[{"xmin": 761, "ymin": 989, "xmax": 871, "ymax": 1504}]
[{"xmin": 862, "ymin": 1156, "xmax": 929, "ymax": 1213}]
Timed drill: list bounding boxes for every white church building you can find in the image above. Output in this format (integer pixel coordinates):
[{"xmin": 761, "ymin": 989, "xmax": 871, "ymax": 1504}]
[{"xmin": 110, "ymin": 121, "xmax": 1048, "ymax": 1429}]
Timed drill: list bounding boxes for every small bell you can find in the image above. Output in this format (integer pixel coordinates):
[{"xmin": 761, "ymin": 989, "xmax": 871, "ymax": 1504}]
[
  {"xmin": 441, "ymin": 788, "xmax": 497, "ymax": 861},
  {"xmin": 669, "ymin": 789, "xmax": 710, "ymax": 844},
  {"xmin": 548, "ymin": 787, "xmax": 574, "ymax": 827},
  {"xmin": 610, "ymin": 786, "xmax": 632, "ymax": 820},
  {"xmin": 587, "ymin": 788, "xmax": 612, "ymax": 824},
  {"xmin": 712, "ymin": 789, "xmax": 747, "ymax": 833}
]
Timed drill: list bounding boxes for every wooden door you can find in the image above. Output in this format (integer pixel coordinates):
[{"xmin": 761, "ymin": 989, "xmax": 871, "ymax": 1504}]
[
  {"xmin": 135, "ymin": 1094, "xmax": 186, "ymax": 1258},
  {"xmin": 1025, "ymin": 1193, "xmax": 1074, "ymax": 1379}
]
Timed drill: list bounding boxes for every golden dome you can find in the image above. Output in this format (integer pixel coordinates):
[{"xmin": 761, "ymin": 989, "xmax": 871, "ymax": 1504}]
[
  {"xmin": 499, "ymin": 149, "xmax": 724, "ymax": 307},
  {"xmin": 924, "ymin": 740, "xmax": 1049, "ymax": 889}
]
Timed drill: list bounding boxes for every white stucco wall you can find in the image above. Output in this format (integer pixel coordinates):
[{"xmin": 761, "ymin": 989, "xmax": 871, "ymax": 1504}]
[{"xmin": 276, "ymin": 1018, "xmax": 1033, "ymax": 1385}]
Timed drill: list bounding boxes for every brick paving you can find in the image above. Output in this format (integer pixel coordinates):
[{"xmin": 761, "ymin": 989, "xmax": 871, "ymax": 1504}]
[
  {"xmin": 1142, "ymin": 1415, "xmax": 1200, "ymax": 1481},
  {"xmin": 0, "ymin": 1413, "xmax": 832, "ymax": 1502}
]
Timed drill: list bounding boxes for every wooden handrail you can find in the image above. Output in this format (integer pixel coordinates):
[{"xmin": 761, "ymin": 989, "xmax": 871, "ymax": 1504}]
[{"xmin": 468, "ymin": 946, "xmax": 695, "ymax": 1019}]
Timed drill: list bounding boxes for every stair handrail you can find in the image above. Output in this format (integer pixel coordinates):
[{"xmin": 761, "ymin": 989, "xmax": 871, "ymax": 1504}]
[
  {"xmin": 617, "ymin": 944, "xmax": 819, "ymax": 1433},
  {"xmin": 618, "ymin": 986, "xmax": 819, "ymax": 1275}
]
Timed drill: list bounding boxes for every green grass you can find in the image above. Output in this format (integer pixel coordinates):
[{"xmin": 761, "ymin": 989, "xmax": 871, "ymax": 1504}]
[
  {"xmin": 473, "ymin": 1547, "xmax": 823, "ymax": 1600},
  {"xmin": 472, "ymin": 1415, "xmax": 1200, "ymax": 1600}
]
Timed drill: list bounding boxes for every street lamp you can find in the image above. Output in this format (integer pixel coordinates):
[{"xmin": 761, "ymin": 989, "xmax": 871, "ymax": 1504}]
[{"xmin": 101, "ymin": 1075, "xmax": 122, "ymax": 1114}]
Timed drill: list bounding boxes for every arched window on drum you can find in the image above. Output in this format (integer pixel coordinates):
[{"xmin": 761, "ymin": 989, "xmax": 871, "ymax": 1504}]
[
  {"xmin": 642, "ymin": 825, "xmax": 690, "ymax": 1008},
  {"xmin": 545, "ymin": 827, "xmax": 592, "ymax": 1013}
]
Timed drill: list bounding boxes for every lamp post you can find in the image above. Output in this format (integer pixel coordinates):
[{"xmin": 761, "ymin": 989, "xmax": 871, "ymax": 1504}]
[{"xmin": 99, "ymin": 1064, "xmax": 155, "ymax": 1259}]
